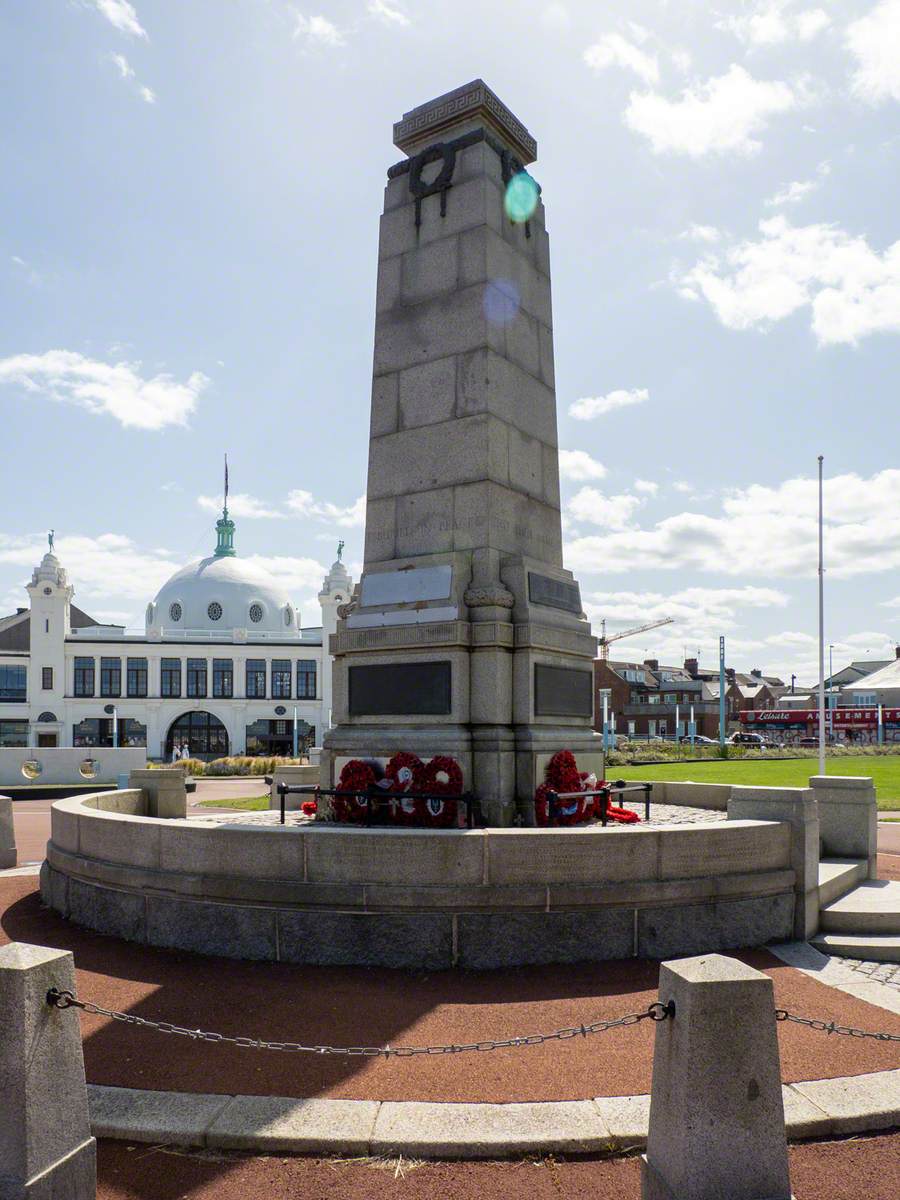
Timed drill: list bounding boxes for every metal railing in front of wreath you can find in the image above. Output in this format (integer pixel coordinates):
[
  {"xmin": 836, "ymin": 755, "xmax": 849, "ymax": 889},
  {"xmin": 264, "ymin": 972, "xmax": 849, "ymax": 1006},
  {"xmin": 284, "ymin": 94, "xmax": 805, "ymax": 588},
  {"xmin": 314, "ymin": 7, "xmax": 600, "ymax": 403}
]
[
  {"xmin": 545, "ymin": 780, "xmax": 653, "ymax": 825},
  {"xmin": 45, "ymin": 987, "xmax": 900, "ymax": 1054},
  {"xmin": 275, "ymin": 783, "xmax": 479, "ymax": 828}
]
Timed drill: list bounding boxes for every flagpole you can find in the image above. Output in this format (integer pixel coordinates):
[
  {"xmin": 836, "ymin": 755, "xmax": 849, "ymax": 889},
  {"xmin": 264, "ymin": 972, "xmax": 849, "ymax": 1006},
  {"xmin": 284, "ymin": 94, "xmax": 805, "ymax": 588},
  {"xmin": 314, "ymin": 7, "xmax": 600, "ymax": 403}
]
[{"xmin": 817, "ymin": 455, "xmax": 826, "ymax": 778}]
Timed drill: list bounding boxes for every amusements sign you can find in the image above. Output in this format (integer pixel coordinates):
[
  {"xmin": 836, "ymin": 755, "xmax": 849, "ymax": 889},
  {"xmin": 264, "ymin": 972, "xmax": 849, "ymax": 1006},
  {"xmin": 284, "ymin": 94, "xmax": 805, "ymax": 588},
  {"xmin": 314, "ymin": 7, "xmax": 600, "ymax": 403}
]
[{"xmin": 741, "ymin": 708, "xmax": 900, "ymax": 727}]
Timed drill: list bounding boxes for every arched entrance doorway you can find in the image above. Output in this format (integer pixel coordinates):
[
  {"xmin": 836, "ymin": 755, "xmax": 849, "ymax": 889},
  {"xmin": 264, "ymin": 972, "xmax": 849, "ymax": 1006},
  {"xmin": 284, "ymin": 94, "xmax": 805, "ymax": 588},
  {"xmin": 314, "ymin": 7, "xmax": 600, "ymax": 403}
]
[{"xmin": 166, "ymin": 711, "xmax": 229, "ymax": 760}]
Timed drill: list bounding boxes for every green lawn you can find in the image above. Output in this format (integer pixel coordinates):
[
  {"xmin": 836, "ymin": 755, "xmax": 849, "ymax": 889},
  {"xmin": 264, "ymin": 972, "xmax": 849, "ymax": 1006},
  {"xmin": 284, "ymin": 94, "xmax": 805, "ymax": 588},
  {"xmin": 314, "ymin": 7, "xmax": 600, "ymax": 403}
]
[
  {"xmin": 197, "ymin": 796, "xmax": 270, "ymax": 811},
  {"xmin": 612, "ymin": 757, "xmax": 900, "ymax": 810}
]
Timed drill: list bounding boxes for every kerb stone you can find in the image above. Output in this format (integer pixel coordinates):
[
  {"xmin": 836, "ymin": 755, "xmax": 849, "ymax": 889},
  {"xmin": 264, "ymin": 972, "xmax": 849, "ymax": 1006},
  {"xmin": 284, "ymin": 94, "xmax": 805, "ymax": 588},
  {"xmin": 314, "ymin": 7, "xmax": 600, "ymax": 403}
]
[
  {"xmin": 0, "ymin": 942, "xmax": 96, "ymax": 1199},
  {"xmin": 641, "ymin": 953, "xmax": 792, "ymax": 1200}
]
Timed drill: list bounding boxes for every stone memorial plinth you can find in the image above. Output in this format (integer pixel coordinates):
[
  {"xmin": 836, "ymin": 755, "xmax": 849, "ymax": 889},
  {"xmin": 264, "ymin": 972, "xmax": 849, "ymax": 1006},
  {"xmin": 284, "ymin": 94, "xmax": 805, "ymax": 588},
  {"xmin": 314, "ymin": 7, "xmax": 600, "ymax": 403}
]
[
  {"xmin": 324, "ymin": 81, "xmax": 601, "ymax": 824},
  {"xmin": 0, "ymin": 943, "xmax": 96, "ymax": 1199}
]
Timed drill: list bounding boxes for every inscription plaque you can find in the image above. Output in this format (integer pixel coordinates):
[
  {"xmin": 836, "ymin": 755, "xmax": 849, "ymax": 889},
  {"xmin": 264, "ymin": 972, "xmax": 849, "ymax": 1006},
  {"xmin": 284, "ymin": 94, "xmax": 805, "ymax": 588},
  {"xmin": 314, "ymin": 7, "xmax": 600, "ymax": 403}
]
[
  {"xmin": 360, "ymin": 564, "xmax": 452, "ymax": 607},
  {"xmin": 349, "ymin": 661, "xmax": 452, "ymax": 716},
  {"xmin": 528, "ymin": 572, "xmax": 581, "ymax": 615},
  {"xmin": 534, "ymin": 664, "xmax": 593, "ymax": 717}
]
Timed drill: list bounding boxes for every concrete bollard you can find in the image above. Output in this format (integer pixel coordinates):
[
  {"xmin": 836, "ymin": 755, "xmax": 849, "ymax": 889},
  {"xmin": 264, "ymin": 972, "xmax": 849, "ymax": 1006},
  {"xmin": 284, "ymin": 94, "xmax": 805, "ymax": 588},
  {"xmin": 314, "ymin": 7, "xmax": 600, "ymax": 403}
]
[
  {"xmin": 0, "ymin": 942, "xmax": 96, "ymax": 1199},
  {"xmin": 128, "ymin": 767, "xmax": 186, "ymax": 819},
  {"xmin": 0, "ymin": 796, "xmax": 15, "ymax": 868},
  {"xmin": 642, "ymin": 954, "xmax": 792, "ymax": 1200}
]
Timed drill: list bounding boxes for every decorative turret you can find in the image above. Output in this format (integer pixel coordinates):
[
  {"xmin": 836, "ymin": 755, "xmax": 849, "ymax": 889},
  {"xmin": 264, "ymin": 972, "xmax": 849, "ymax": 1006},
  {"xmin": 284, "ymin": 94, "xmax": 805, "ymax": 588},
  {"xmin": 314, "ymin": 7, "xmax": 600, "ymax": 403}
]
[{"xmin": 214, "ymin": 455, "xmax": 235, "ymax": 557}]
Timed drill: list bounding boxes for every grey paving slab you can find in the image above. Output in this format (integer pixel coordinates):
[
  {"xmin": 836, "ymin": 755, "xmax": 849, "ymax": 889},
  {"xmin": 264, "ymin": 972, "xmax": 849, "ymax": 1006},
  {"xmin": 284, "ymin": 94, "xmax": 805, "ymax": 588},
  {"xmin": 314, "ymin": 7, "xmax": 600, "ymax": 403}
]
[
  {"xmin": 790, "ymin": 1069, "xmax": 900, "ymax": 1134},
  {"xmin": 206, "ymin": 1094, "xmax": 379, "ymax": 1154},
  {"xmin": 370, "ymin": 1100, "xmax": 611, "ymax": 1158},
  {"xmin": 780, "ymin": 1085, "xmax": 832, "ymax": 1138},
  {"xmin": 87, "ymin": 1084, "xmax": 232, "ymax": 1144}
]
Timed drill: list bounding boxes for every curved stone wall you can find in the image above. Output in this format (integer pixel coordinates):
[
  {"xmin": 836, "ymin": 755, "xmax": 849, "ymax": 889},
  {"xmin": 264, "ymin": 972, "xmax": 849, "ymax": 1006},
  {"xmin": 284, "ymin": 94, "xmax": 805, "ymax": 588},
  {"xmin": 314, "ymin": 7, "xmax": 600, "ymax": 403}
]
[{"xmin": 41, "ymin": 791, "xmax": 798, "ymax": 969}]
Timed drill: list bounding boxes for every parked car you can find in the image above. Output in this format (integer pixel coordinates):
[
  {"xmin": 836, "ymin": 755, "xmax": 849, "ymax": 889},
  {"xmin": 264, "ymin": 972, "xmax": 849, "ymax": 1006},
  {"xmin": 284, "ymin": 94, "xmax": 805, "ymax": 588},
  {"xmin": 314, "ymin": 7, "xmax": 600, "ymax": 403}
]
[
  {"xmin": 729, "ymin": 732, "xmax": 774, "ymax": 748},
  {"xmin": 677, "ymin": 733, "xmax": 717, "ymax": 745}
]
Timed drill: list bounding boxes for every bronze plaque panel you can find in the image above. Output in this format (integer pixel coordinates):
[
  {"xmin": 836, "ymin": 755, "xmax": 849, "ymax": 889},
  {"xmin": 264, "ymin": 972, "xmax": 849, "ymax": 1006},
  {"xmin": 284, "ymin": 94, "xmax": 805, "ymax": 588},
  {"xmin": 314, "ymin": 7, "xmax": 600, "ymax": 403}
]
[
  {"xmin": 349, "ymin": 661, "xmax": 452, "ymax": 716},
  {"xmin": 528, "ymin": 572, "xmax": 581, "ymax": 615},
  {"xmin": 534, "ymin": 664, "xmax": 593, "ymax": 717}
]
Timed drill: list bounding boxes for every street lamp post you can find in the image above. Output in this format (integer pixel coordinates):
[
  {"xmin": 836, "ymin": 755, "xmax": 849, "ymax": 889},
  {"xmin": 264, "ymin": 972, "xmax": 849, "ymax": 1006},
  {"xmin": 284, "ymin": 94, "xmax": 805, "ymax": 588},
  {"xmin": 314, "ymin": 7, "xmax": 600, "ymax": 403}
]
[{"xmin": 817, "ymin": 455, "xmax": 826, "ymax": 778}]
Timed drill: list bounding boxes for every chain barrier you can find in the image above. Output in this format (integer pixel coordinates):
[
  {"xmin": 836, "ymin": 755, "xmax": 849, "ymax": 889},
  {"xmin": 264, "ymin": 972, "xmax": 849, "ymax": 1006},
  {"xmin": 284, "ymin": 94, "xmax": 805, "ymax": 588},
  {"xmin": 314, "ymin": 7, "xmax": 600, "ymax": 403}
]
[
  {"xmin": 44, "ymin": 988, "xmax": 672, "ymax": 1058},
  {"xmin": 775, "ymin": 1008, "xmax": 900, "ymax": 1042}
]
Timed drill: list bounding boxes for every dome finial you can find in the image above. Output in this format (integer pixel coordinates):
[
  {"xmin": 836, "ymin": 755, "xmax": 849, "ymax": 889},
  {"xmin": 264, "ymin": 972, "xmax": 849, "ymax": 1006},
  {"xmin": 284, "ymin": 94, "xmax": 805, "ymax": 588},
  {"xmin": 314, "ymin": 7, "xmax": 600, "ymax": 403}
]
[
  {"xmin": 214, "ymin": 454, "xmax": 236, "ymax": 557},
  {"xmin": 48, "ymin": 528, "xmax": 55, "ymax": 553}
]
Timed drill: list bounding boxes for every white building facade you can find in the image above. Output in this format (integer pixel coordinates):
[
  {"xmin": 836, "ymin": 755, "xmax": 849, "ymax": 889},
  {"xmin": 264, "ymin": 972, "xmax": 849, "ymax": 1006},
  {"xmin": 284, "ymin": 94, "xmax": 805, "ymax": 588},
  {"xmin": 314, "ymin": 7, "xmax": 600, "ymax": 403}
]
[{"xmin": 0, "ymin": 512, "xmax": 352, "ymax": 760}]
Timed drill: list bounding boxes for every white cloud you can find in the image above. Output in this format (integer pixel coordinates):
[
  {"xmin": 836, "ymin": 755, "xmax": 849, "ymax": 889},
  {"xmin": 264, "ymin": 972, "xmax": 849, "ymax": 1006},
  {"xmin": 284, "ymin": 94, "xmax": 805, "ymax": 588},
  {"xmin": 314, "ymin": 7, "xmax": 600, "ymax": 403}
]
[
  {"xmin": 558, "ymin": 449, "xmax": 607, "ymax": 481},
  {"xmin": 566, "ymin": 488, "xmax": 644, "ymax": 530},
  {"xmin": 286, "ymin": 490, "xmax": 365, "ymax": 527},
  {"xmin": 584, "ymin": 33, "xmax": 659, "ymax": 85},
  {"xmin": 634, "ymin": 479, "xmax": 659, "ymax": 495},
  {"xmin": 717, "ymin": 3, "xmax": 831, "ymax": 46},
  {"xmin": 847, "ymin": 0, "xmax": 900, "ymax": 104},
  {"xmin": 294, "ymin": 13, "xmax": 345, "ymax": 46},
  {"xmin": 242, "ymin": 554, "xmax": 328, "ymax": 596},
  {"xmin": 625, "ymin": 64, "xmax": 799, "ymax": 157},
  {"xmin": 197, "ymin": 493, "xmax": 285, "ymax": 520},
  {"xmin": 108, "ymin": 52, "xmax": 155, "ymax": 103},
  {"xmin": 672, "ymin": 481, "xmax": 694, "ymax": 494},
  {"xmin": 93, "ymin": 0, "xmax": 147, "ymax": 38},
  {"xmin": 566, "ymin": 469, "xmax": 900, "ymax": 579},
  {"xmin": 0, "ymin": 350, "xmax": 207, "ymax": 430},
  {"xmin": 680, "ymin": 223, "xmax": 721, "ymax": 243},
  {"xmin": 568, "ymin": 387, "xmax": 649, "ymax": 420},
  {"xmin": 882, "ymin": 595, "xmax": 900, "ymax": 609},
  {"xmin": 0, "ymin": 533, "xmax": 179, "ymax": 602},
  {"xmin": 765, "ymin": 159, "xmax": 830, "ymax": 207},
  {"xmin": 367, "ymin": 0, "xmax": 410, "ymax": 26},
  {"xmin": 677, "ymin": 215, "xmax": 900, "ymax": 345}
]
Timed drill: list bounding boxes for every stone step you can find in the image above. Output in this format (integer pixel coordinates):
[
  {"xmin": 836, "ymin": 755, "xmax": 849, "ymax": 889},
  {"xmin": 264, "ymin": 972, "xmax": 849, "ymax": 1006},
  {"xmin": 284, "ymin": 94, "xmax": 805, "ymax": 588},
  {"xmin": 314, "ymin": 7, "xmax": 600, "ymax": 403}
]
[
  {"xmin": 810, "ymin": 933, "xmax": 900, "ymax": 963},
  {"xmin": 819, "ymin": 880, "xmax": 900, "ymax": 935},
  {"xmin": 817, "ymin": 858, "xmax": 868, "ymax": 909}
]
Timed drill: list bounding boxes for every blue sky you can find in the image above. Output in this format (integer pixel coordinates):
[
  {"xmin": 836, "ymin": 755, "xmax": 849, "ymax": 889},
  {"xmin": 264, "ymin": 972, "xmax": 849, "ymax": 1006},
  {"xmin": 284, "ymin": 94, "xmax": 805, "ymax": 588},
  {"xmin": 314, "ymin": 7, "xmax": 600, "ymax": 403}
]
[{"xmin": 1, "ymin": 0, "xmax": 898, "ymax": 683}]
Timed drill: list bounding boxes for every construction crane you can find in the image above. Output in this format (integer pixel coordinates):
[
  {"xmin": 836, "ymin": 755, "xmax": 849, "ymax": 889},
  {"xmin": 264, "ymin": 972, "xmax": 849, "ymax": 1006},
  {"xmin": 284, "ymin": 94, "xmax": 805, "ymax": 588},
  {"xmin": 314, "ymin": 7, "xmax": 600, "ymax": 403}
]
[{"xmin": 598, "ymin": 617, "xmax": 675, "ymax": 661}]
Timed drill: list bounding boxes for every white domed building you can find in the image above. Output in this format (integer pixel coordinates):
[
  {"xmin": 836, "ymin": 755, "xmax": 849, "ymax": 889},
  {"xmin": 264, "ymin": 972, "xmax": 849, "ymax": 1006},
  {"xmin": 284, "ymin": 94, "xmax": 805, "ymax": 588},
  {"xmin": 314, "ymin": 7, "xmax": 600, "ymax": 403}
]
[{"xmin": 0, "ymin": 507, "xmax": 353, "ymax": 760}]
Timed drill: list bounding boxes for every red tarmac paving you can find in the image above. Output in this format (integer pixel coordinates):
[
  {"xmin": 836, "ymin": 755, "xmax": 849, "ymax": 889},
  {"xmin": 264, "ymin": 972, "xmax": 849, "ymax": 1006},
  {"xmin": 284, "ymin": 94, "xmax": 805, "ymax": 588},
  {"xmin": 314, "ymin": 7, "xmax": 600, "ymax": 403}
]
[
  {"xmin": 2, "ymin": 875, "xmax": 898, "ymax": 1103},
  {"xmin": 96, "ymin": 1134, "xmax": 900, "ymax": 1200}
]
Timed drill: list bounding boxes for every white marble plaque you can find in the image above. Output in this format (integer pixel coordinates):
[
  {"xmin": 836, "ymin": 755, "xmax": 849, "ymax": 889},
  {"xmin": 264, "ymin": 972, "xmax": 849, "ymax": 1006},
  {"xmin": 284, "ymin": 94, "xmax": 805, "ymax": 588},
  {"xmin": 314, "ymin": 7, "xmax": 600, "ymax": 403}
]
[
  {"xmin": 360, "ymin": 565, "xmax": 452, "ymax": 607},
  {"xmin": 347, "ymin": 605, "xmax": 458, "ymax": 629}
]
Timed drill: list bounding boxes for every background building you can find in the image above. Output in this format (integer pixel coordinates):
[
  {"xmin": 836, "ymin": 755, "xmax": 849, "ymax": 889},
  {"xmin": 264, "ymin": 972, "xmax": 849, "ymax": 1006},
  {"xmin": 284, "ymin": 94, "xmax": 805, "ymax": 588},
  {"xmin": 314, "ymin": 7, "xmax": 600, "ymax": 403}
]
[{"xmin": 0, "ymin": 511, "xmax": 351, "ymax": 759}]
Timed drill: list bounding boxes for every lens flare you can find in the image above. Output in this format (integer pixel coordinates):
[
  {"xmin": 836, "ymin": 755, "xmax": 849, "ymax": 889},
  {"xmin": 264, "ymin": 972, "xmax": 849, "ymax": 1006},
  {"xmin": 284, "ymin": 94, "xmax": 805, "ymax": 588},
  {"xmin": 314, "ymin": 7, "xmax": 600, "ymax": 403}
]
[
  {"xmin": 483, "ymin": 279, "xmax": 520, "ymax": 325},
  {"xmin": 504, "ymin": 172, "xmax": 539, "ymax": 223}
]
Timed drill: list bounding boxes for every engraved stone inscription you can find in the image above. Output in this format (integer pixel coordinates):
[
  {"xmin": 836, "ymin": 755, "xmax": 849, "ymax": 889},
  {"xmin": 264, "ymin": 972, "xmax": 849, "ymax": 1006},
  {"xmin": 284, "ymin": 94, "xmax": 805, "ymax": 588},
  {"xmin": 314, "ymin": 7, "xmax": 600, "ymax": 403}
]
[
  {"xmin": 534, "ymin": 664, "xmax": 593, "ymax": 717},
  {"xmin": 349, "ymin": 661, "xmax": 452, "ymax": 716},
  {"xmin": 528, "ymin": 572, "xmax": 581, "ymax": 614},
  {"xmin": 360, "ymin": 564, "xmax": 452, "ymax": 607}
]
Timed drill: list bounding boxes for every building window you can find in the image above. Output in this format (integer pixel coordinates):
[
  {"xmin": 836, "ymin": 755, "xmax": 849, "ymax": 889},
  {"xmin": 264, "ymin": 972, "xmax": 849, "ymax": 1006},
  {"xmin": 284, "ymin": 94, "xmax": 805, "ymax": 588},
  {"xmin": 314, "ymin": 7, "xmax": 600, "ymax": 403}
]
[
  {"xmin": 648, "ymin": 694, "xmax": 661, "ymax": 705},
  {"xmin": 296, "ymin": 659, "xmax": 317, "ymax": 699},
  {"xmin": 648, "ymin": 720, "xmax": 657, "ymax": 736},
  {"xmin": 0, "ymin": 719, "xmax": 29, "ymax": 747},
  {"xmin": 161, "ymin": 657, "xmax": 181, "ymax": 698},
  {"xmin": 169, "ymin": 602, "xmax": 182, "ymax": 623},
  {"xmin": 284, "ymin": 606, "xmax": 293, "ymax": 627},
  {"xmin": 0, "ymin": 665, "xmax": 27, "ymax": 702},
  {"xmin": 272, "ymin": 659, "xmax": 291, "ymax": 698},
  {"xmin": 100, "ymin": 657, "xmax": 121, "ymax": 698},
  {"xmin": 42, "ymin": 667, "xmax": 53, "ymax": 690},
  {"xmin": 207, "ymin": 601, "xmax": 223, "ymax": 622},
  {"xmin": 187, "ymin": 658, "xmax": 208, "ymax": 699},
  {"xmin": 246, "ymin": 659, "xmax": 266, "ymax": 698},
  {"xmin": 166, "ymin": 711, "xmax": 228, "ymax": 759},
  {"xmin": 664, "ymin": 693, "xmax": 677, "ymax": 704},
  {"xmin": 127, "ymin": 657, "xmax": 148, "ymax": 698},
  {"xmin": 249, "ymin": 603, "xmax": 263, "ymax": 624},
  {"xmin": 659, "ymin": 720, "xmax": 667, "ymax": 736},
  {"xmin": 73, "ymin": 657, "xmax": 94, "ymax": 698},
  {"xmin": 213, "ymin": 658, "xmax": 233, "ymax": 698},
  {"xmin": 853, "ymin": 693, "xmax": 876, "ymax": 707},
  {"xmin": 73, "ymin": 717, "xmax": 146, "ymax": 748},
  {"xmin": 627, "ymin": 721, "xmax": 636, "ymax": 738}
]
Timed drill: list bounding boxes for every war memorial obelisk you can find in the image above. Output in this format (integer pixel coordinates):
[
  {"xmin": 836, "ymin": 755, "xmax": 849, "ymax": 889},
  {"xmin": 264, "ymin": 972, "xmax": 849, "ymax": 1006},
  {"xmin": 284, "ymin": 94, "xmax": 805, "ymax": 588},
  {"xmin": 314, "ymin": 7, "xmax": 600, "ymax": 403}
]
[{"xmin": 324, "ymin": 81, "xmax": 602, "ymax": 824}]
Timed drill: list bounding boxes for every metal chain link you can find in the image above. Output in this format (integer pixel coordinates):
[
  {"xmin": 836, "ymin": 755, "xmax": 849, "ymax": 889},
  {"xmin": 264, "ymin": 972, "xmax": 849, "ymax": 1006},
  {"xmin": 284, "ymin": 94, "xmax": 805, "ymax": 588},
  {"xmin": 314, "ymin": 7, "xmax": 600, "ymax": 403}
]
[
  {"xmin": 45, "ymin": 988, "xmax": 672, "ymax": 1057},
  {"xmin": 775, "ymin": 1008, "xmax": 900, "ymax": 1042}
]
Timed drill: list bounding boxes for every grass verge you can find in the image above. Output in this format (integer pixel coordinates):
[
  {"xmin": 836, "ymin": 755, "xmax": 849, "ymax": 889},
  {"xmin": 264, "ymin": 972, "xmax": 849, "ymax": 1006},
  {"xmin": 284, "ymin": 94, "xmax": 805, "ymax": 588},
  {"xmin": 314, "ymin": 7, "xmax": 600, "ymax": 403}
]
[
  {"xmin": 196, "ymin": 796, "xmax": 270, "ymax": 811},
  {"xmin": 613, "ymin": 756, "xmax": 900, "ymax": 809}
]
